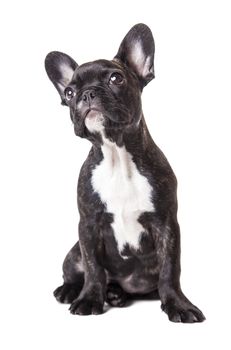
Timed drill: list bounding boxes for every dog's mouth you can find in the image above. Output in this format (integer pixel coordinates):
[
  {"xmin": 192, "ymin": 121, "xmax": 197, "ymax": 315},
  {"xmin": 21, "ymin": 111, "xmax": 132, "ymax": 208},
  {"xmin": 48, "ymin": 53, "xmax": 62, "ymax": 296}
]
[
  {"xmin": 84, "ymin": 108, "xmax": 105, "ymax": 133},
  {"xmin": 82, "ymin": 108, "xmax": 134, "ymax": 134},
  {"xmin": 84, "ymin": 108, "xmax": 102, "ymax": 119}
]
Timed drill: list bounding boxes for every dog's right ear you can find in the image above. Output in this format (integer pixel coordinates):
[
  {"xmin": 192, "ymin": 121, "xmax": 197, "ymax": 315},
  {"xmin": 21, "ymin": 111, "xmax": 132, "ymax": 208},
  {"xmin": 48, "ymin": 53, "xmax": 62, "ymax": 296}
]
[{"xmin": 45, "ymin": 51, "xmax": 78, "ymax": 105}]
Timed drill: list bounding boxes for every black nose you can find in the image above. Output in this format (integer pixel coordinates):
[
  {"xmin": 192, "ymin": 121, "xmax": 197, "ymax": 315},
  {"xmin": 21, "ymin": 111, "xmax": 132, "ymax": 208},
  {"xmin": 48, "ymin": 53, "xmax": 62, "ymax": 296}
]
[{"xmin": 82, "ymin": 90, "xmax": 96, "ymax": 103}]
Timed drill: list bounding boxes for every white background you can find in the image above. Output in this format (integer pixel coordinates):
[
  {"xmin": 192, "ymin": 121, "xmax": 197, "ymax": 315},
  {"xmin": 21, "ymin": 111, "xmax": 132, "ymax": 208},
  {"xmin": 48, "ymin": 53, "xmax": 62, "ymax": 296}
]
[{"xmin": 0, "ymin": 0, "xmax": 230, "ymax": 349}]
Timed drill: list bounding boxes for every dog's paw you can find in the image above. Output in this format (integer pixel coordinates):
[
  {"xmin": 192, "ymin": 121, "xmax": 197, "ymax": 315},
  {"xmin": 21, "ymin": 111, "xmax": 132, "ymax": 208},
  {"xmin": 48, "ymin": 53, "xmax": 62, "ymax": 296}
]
[
  {"xmin": 161, "ymin": 298, "xmax": 206, "ymax": 323},
  {"xmin": 53, "ymin": 283, "xmax": 82, "ymax": 304},
  {"xmin": 106, "ymin": 283, "xmax": 128, "ymax": 307},
  {"xmin": 69, "ymin": 298, "xmax": 104, "ymax": 315}
]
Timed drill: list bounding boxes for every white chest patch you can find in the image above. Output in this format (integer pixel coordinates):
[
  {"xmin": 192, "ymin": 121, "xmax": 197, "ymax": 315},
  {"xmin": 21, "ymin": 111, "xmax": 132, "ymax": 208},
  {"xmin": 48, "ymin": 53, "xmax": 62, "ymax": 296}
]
[{"xmin": 91, "ymin": 137, "xmax": 155, "ymax": 253}]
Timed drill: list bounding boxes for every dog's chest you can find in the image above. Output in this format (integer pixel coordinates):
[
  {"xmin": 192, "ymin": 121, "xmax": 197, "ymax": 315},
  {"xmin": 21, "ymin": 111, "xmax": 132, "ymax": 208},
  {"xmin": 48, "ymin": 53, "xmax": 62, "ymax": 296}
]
[{"xmin": 91, "ymin": 140, "xmax": 154, "ymax": 252}]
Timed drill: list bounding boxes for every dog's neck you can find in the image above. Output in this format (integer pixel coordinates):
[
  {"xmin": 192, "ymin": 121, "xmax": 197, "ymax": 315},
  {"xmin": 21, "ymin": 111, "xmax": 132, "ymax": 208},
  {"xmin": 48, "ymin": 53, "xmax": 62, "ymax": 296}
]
[{"xmin": 98, "ymin": 115, "xmax": 152, "ymax": 154}]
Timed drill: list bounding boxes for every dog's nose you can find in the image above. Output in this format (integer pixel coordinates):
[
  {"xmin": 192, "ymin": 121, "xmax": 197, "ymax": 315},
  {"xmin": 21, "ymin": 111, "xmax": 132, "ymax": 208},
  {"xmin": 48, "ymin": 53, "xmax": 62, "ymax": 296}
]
[{"xmin": 82, "ymin": 90, "xmax": 96, "ymax": 104}]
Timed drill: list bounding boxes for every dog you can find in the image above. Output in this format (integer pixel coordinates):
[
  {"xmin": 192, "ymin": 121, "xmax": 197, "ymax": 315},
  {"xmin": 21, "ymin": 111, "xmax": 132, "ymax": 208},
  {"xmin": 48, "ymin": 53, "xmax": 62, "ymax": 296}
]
[{"xmin": 45, "ymin": 23, "xmax": 205, "ymax": 322}]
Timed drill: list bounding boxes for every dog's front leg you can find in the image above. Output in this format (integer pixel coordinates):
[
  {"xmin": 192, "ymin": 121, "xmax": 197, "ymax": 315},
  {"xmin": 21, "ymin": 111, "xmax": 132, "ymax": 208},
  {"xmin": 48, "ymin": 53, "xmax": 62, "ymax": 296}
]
[
  {"xmin": 69, "ymin": 220, "xmax": 106, "ymax": 315},
  {"xmin": 157, "ymin": 218, "xmax": 205, "ymax": 323}
]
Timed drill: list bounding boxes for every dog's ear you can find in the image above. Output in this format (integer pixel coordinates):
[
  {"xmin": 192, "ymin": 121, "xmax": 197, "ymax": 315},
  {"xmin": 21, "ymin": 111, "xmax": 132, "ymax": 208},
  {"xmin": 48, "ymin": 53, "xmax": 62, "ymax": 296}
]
[
  {"xmin": 45, "ymin": 51, "xmax": 78, "ymax": 105},
  {"xmin": 114, "ymin": 23, "xmax": 155, "ymax": 88}
]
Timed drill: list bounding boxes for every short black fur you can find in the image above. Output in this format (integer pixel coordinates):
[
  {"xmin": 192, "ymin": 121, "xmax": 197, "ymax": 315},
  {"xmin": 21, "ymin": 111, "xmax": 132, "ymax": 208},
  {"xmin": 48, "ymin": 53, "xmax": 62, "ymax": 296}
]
[{"xmin": 45, "ymin": 23, "xmax": 205, "ymax": 322}]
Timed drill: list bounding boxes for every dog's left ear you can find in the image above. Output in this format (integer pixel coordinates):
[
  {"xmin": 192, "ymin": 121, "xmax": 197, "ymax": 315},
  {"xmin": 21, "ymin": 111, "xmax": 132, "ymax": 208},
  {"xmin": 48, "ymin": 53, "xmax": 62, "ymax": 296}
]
[{"xmin": 115, "ymin": 23, "xmax": 155, "ymax": 88}]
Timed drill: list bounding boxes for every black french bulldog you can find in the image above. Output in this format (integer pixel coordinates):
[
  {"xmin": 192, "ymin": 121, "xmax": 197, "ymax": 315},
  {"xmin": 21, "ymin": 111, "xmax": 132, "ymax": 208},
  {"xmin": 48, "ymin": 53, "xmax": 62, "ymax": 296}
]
[{"xmin": 45, "ymin": 23, "xmax": 205, "ymax": 322}]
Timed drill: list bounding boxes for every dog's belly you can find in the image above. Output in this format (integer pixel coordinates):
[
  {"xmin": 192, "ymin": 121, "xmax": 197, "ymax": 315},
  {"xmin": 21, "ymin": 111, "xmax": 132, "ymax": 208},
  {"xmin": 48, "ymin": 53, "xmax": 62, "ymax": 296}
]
[
  {"xmin": 106, "ymin": 254, "xmax": 160, "ymax": 293},
  {"xmin": 91, "ymin": 138, "xmax": 155, "ymax": 253},
  {"xmin": 116, "ymin": 271, "xmax": 159, "ymax": 294}
]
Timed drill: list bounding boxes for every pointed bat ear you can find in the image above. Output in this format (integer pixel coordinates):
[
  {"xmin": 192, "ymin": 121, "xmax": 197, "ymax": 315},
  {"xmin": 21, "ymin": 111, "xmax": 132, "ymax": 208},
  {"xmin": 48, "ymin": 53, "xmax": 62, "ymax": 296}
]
[
  {"xmin": 45, "ymin": 51, "xmax": 78, "ymax": 105},
  {"xmin": 114, "ymin": 23, "xmax": 155, "ymax": 88}
]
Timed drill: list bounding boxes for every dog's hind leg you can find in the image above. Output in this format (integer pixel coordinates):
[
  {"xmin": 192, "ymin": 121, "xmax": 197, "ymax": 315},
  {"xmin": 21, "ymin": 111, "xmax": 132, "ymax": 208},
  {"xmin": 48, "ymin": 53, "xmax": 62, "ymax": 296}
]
[
  {"xmin": 53, "ymin": 242, "xmax": 84, "ymax": 304},
  {"xmin": 106, "ymin": 282, "xmax": 129, "ymax": 307}
]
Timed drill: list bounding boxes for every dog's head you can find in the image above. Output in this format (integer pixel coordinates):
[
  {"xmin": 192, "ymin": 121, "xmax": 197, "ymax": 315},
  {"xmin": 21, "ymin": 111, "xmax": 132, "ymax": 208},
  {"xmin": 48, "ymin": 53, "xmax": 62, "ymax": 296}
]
[{"xmin": 45, "ymin": 23, "xmax": 155, "ymax": 143}]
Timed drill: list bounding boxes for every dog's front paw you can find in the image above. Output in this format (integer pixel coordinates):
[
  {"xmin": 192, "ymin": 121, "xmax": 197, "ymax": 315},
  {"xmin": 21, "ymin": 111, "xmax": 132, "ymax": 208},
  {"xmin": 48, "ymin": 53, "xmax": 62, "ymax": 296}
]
[
  {"xmin": 53, "ymin": 283, "xmax": 82, "ymax": 304},
  {"xmin": 69, "ymin": 297, "xmax": 104, "ymax": 315},
  {"xmin": 161, "ymin": 297, "xmax": 205, "ymax": 323}
]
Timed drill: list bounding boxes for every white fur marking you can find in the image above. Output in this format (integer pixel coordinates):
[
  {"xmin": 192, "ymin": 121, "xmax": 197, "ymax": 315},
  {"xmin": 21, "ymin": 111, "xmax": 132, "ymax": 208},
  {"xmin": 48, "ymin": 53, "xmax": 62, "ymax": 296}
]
[
  {"xmin": 91, "ymin": 138, "xmax": 155, "ymax": 253},
  {"xmin": 131, "ymin": 41, "xmax": 151, "ymax": 78},
  {"xmin": 85, "ymin": 112, "xmax": 104, "ymax": 133}
]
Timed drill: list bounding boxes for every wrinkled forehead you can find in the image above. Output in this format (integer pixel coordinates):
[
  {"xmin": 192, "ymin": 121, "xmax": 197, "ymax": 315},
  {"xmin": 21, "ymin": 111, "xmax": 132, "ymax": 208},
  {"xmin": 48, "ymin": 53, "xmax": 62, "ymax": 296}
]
[{"xmin": 72, "ymin": 59, "xmax": 123, "ymax": 82}]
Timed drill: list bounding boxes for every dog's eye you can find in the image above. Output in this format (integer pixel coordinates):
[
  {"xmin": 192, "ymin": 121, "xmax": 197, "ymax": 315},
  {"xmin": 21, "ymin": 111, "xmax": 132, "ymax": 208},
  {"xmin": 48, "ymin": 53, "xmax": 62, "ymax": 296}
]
[
  {"xmin": 64, "ymin": 87, "xmax": 76, "ymax": 101},
  {"xmin": 109, "ymin": 72, "xmax": 124, "ymax": 85}
]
